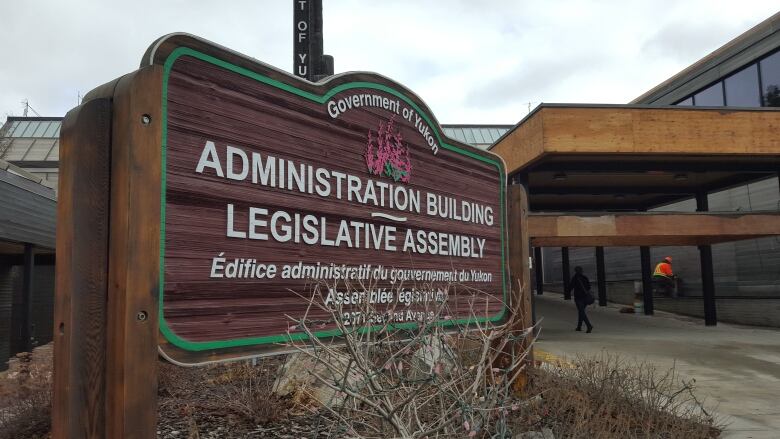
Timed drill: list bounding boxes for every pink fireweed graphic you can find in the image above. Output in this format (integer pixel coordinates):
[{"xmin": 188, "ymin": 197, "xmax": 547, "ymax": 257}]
[{"xmin": 365, "ymin": 117, "xmax": 412, "ymax": 183}]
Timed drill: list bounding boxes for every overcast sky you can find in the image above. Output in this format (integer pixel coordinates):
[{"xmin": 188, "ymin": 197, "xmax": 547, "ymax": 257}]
[{"xmin": 1, "ymin": 1, "xmax": 778, "ymax": 124}]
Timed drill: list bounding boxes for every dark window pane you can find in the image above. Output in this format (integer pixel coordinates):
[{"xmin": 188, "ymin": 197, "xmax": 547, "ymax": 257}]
[
  {"xmin": 725, "ymin": 64, "xmax": 760, "ymax": 107},
  {"xmin": 760, "ymin": 50, "xmax": 780, "ymax": 107},
  {"xmin": 676, "ymin": 97, "xmax": 693, "ymax": 106},
  {"xmin": 694, "ymin": 82, "xmax": 724, "ymax": 106}
]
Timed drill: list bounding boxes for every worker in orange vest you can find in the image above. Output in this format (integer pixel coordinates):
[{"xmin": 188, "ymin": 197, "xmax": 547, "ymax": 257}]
[{"xmin": 652, "ymin": 256, "xmax": 675, "ymax": 297}]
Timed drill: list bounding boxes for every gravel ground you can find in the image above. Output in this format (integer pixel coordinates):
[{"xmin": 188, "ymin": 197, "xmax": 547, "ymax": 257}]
[{"xmin": 156, "ymin": 358, "xmax": 346, "ymax": 438}]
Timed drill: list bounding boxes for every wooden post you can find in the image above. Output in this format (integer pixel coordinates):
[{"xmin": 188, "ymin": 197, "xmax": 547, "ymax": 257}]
[
  {"xmin": 105, "ymin": 66, "xmax": 162, "ymax": 439},
  {"xmin": 595, "ymin": 247, "xmax": 607, "ymax": 306},
  {"xmin": 561, "ymin": 247, "xmax": 571, "ymax": 299},
  {"xmin": 507, "ymin": 184, "xmax": 533, "ymax": 392},
  {"xmin": 53, "ymin": 97, "xmax": 112, "ymax": 438},
  {"xmin": 14, "ymin": 243, "xmax": 35, "ymax": 353},
  {"xmin": 53, "ymin": 66, "xmax": 162, "ymax": 438}
]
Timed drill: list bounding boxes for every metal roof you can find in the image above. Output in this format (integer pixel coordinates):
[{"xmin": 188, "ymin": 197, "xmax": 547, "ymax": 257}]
[
  {"xmin": 0, "ymin": 117, "xmax": 61, "ymax": 164},
  {"xmin": 2, "ymin": 117, "xmax": 62, "ymax": 138},
  {"xmin": 441, "ymin": 125, "xmax": 513, "ymax": 150},
  {"xmin": 0, "ymin": 119, "xmax": 510, "ymax": 159}
]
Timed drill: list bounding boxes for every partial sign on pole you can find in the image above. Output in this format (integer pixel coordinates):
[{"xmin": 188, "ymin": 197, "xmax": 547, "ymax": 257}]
[
  {"xmin": 293, "ymin": 0, "xmax": 312, "ymax": 79},
  {"xmin": 63, "ymin": 34, "xmax": 510, "ymax": 369},
  {"xmin": 293, "ymin": 0, "xmax": 333, "ymax": 80}
]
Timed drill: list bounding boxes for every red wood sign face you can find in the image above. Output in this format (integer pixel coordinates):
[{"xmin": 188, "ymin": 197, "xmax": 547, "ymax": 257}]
[{"xmin": 148, "ymin": 35, "xmax": 508, "ymax": 365}]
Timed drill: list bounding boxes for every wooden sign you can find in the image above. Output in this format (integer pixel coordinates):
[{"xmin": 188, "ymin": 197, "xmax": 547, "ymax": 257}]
[
  {"xmin": 156, "ymin": 36, "xmax": 508, "ymax": 364},
  {"xmin": 61, "ymin": 33, "xmax": 509, "ymax": 365},
  {"xmin": 54, "ymin": 34, "xmax": 516, "ymax": 436}
]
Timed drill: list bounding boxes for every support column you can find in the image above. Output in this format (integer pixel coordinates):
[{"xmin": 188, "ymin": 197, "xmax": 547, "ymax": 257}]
[
  {"xmin": 697, "ymin": 192, "xmax": 717, "ymax": 326},
  {"xmin": 19, "ymin": 243, "xmax": 34, "ymax": 353},
  {"xmin": 561, "ymin": 247, "xmax": 571, "ymax": 300},
  {"xmin": 534, "ymin": 247, "xmax": 543, "ymax": 295},
  {"xmin": 595, "ymin": 247, "xmax": 607, "ymax": 306},
  {"xmin": 505, "ymin": 183, "xmax": 533, "ymax": 392},
  {"xmin": 640, "ymin": 246, "xmax": 654, "ymax": 315}
]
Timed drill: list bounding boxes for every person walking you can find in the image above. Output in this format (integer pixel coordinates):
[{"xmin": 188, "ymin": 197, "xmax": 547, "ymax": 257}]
[{"xmin": 567, "ymin": 266, "xmax": 594, "ymax": 333}]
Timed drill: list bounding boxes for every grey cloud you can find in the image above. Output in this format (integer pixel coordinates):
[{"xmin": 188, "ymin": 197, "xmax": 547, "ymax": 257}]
[
  {"xmin": 641, "ymin": 19, "xmax": 750, "ymax": 63},
  {"xmin": 464, "ymin": 53, "xmax": 607, "ymax": 108},
  {"xmin": 1, "ymin": 1, "xmax": 778, "ymax": 124}
]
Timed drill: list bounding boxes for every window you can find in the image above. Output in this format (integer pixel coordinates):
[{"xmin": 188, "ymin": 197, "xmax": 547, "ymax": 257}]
[
  {"xmin": 20, "ymin": 121, "xmax": 40, "ymax": 137},
  {"xmin": 43, "ymin": 122, "xmax": 60, "ymax": 138},
  {"xmin": 760, "ymin": 50, "xmax": 780, "ymax": 107},
  {"xmin": 676, "ymin": 97, "xmax": 693, "ymax": 106},
  {"xmin": 724, "ymin": 64, "xmax": 760, "ymax": 107},
  {"xmin": 5, "ymin": 121, "xmax": 20, "ymax": 136},
  {"xmin": 11, "ymin": 121, "xmax": 30, "ymax": 137},
  {"xmin": 472, "ymin": 129, "xmax": 486, "ymax": 144},
  {"xmin": 32, "ymin": 121, "xmax": 51, "ymax": 137},
  {"xmin": 693, "ymin": 82, "xmax": 724, "ymax": 106},
  {"xmin": 463, "ymin": 129, "xmax": 476, "ymax": 144}
]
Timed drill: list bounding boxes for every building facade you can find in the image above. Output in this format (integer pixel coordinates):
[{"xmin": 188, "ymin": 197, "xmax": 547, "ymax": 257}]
[
  {"xmin": 542, "ymin": 12, "xmax": 780, "ymax": 325},
  {"xmin": 0, "ymin": 118, "xmax": 60, "ymax": 369}
]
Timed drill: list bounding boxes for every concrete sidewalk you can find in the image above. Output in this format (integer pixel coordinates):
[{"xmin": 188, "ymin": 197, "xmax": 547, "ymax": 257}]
[{"xmin": 533, "ymin": 293, "xmax": 780, "ymax": 439}]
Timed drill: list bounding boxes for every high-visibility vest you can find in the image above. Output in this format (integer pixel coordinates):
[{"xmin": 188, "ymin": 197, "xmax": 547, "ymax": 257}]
[{"xmin": 653, "ymin": 262, "xmax": 672, "ymax": 278}]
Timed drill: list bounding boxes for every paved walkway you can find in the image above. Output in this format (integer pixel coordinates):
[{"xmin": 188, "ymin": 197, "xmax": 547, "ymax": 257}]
[{"xmin": 533, "ymin": 293, "xmax": 780, "ymax": 439}]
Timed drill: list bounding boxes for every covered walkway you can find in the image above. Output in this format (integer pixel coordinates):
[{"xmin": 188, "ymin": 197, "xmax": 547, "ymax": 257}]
[
  {"xmin": 491, "ymin": 103, "xmax": 780, "ymax": 326},
  {"xmin": 535, "ymin": 293, "xmax": 780, "ymax": 438}
]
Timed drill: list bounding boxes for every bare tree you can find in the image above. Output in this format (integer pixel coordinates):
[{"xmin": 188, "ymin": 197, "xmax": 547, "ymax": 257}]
[{"xmin": 284, "ymin": 278, "xmax": 535, "ymax": 438}]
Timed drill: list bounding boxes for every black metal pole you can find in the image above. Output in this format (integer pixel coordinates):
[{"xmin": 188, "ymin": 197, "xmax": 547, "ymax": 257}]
[
  {"xmin": 595, "ymin": 246, "xmax": 607, "ymax": 306},
  {"xmin": 640, "ymin": 246, "xmax": 654, "ymax": 315},
  {"xmin": 311, "ymin": 0, "xmax": 323, "ymax": 71},
  {"xmin": 697, "ymin": 192, "xmax": 717, "ymax": 326},
  {"xmin": 293, "ymin": 0, "xmax": 313, "ymax": 79},
  {"xmin": 292, "ymin": 0, "xmax": 333, "ymax": 81},
  {"xmin": 534, "ymin": 247, "xmax": 543, "ymax": 295},
  {"xmin": 561, "ymin": 247, "xmax": 571, "ymax": 300}
]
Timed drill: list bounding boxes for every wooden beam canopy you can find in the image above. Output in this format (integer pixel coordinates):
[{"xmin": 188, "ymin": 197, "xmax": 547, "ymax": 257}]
[
  {"xmin": 528, "ymin": 212, "xmax": 780, "ymax": 247},
  {"xmin": 491, "ymin": 104, "xmax": 780, "ymax": 212},
  {"xmin": 493, "ymin": 104, "xmax": 780, "ymax": 174}
]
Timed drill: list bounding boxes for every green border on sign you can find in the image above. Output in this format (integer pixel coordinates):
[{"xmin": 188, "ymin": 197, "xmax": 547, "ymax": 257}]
[{"xmin": 159, "ymin": 47, "xmax": 508, "ymax": 352}]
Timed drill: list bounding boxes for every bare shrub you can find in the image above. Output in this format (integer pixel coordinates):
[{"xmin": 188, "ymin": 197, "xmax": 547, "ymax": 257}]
[
  {"xmin": 519, "ymin": 354, "xmax": 723, "ymax": 439},
  {"xmin": 285, "ymin": 279, "xmax": 534, "ymax": 438},
  {"xmin": 158, "ymin": 356, "xmax": 290, "ymax": 436},
  {"xmin": 0, "ymin": 348, "xmax": 53, "ymax": 439},
  {"xmin": 210, "ymin": 360, "xmax": 289, "ymax": 425}
]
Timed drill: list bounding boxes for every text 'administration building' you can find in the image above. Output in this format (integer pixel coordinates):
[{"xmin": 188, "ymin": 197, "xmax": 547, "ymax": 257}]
[{"xmin": 539, "ymin": 12, "xmax": 780, "ymax": 326}]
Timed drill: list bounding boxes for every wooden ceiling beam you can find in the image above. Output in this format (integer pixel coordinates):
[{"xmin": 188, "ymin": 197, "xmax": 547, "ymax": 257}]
[
  {"xmin": 492, "ymin": 105, "xmax": 780, "ymax": 175},
  {"xmin": 528, "ymin": 212, "xmax": 780, "ymax": 247}
]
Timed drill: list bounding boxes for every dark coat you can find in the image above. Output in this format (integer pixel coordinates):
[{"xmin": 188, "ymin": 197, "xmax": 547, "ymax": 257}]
[{"xmin": 567, "ymin": 273, "xmax": 591, "ymax": 301}]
